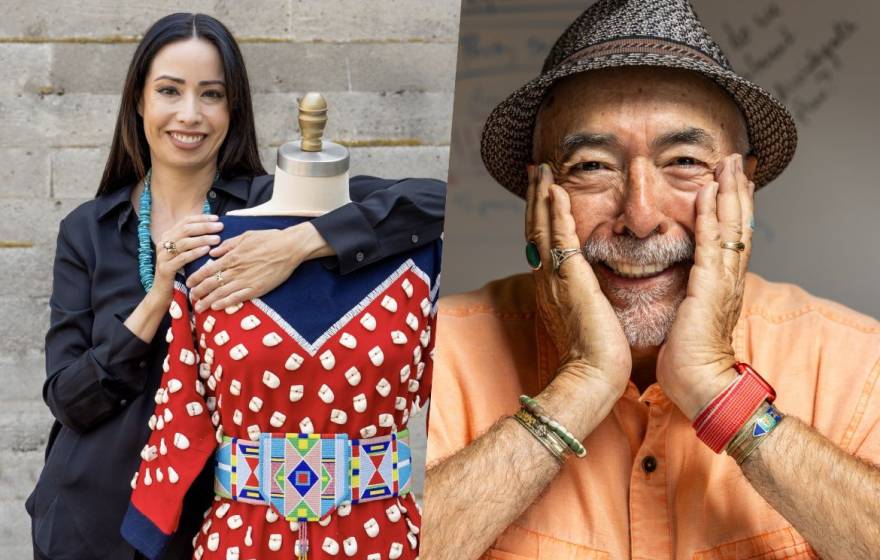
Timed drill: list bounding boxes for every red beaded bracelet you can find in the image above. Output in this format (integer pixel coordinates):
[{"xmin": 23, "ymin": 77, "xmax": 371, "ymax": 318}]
[{"xmin": 693, "ymin": 363, "xmax": 776, "ymax": 453}]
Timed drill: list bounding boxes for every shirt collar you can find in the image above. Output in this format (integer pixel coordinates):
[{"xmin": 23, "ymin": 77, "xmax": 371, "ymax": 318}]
[{"xmin": 95, "ymin": 174, "xmax": 252, "ymax": 224}]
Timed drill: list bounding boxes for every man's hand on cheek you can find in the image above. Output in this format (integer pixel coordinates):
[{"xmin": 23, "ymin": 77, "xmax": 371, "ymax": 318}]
[{"xmin": 656, "ymin": 153, "xmax": 756, "ymax": 420}]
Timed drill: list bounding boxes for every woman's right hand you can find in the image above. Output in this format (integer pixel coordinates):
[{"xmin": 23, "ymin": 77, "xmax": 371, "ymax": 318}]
[
  {"xmin": 527, "ymin": 163, "xmax": 631, "ymax": 401},
  {"xmin": 149, "ymin": 214, "xmax": 223, "ymax": 307}
]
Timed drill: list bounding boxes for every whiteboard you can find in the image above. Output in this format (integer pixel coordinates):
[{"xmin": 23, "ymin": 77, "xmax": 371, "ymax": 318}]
[{"xmin": 442, "ymin": 0, "xmax": 880, "ymax": 319}]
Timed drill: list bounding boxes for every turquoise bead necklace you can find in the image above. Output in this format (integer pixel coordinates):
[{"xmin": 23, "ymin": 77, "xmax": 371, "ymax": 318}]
[{"xmin": 137, "ymin": 167, "xmax": 217, "ymax": 291}]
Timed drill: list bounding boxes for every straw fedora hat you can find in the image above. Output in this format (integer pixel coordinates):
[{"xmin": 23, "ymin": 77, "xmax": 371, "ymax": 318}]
[{"xmin": 480, "ymin": 0, "xmax": 798, "ymax": 198}]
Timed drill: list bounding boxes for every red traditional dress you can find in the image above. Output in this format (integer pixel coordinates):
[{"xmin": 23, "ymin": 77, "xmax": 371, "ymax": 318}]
[{"xmin": 122, "ymin": 215, "xmax": 440, "ymax": 560}]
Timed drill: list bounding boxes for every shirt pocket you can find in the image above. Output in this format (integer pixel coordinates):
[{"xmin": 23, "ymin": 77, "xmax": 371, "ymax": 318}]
[
  {"xmin": 692, "ymin": 526, "xmax": 819, "ymax": 560},
  {"xmin": 481, "ymin": 523, "xmax": 610, "ymax": 560}
]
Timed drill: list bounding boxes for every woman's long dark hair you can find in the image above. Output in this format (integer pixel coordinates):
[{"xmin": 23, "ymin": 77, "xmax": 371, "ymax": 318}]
[{"xmin": 96, "ymin": 13, "xmax": 265, "ymax": 196}]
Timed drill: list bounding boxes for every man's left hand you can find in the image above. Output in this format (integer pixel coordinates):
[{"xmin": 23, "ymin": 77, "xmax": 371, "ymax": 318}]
[
  {"xmin": 657, "ymin": 153, "xmax": 755, "ymax": 420},
  {"xmin": 186, "ymin": 222, "xmax": 333, "ymax": 313}
]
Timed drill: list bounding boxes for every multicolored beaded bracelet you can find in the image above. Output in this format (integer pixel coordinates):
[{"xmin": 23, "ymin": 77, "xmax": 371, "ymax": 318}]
[{"xmin": 519, "ymin": 395, "xmax": 587, "ymax": 458}]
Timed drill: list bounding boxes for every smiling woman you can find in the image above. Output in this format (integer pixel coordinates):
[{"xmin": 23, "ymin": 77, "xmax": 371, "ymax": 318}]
[{"xmin": 27, "ymin": 11, "xmax": 446, "ymax": 560}]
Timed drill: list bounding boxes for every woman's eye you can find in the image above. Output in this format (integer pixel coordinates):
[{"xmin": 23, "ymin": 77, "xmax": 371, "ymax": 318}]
[
  {"xmin": 571, "ymin": 161, "xmax": 603, "ymax": 172},
  {"xmin": 158, "ymin": 87, "xmax": 178, "ymax": 95},
  {"xmin": 204, "ymin": 90, "xmax": 225, "ymax": 99}
]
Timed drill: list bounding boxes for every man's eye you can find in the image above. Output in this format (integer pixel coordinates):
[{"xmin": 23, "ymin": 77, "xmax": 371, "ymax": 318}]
[
  {"xmin": 571, "ymin": 161, "xmax": 602, "ymax": 172},
  {"xmin": 673, "ymin": 157, "xmax": 699, "ymax": 167}
]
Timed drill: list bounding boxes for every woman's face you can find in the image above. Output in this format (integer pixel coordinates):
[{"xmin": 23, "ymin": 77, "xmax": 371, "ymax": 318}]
[{"xmin": 139, "ymin": 38, "xmax": 230, "ymax": 172}]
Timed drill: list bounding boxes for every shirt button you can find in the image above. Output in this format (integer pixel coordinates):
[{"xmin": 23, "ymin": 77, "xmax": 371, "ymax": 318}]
[
  {"xmin": 641, "ymin": 455, "xmax": 658, "ymax": 473},
  {"xmin": 119, "ymin": 399, "xmax": 128, "ymax": 407},
  {"xmin": 355, "ymin": 251, "xmax": 365, "ymax": 262},
  {"xmin": 208, "ymin": 190, "xmax": 217, "ymax": 199},
  {"xmin": 410, "ymin": 234, "xmax": 419, "ymax": 244},
  {"xmin": 138, "ymin": 360, "xmax": 147, "ymax": 368}
]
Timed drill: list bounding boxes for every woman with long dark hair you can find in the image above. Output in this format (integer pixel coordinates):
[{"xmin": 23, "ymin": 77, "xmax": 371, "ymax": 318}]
[{"xmin": 26, "ymin": 13, "xmax": 444, "ymax": 559}]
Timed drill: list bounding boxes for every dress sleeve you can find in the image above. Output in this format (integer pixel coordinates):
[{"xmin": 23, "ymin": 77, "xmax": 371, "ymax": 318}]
[
  {"xmin": 43, "ymin": 216, "xmax": 153, "ymax": 433},
  {"xmin": 311, "ymin": 177, "xmax": 446, "ymax": 275},
  {"xmin": 121, "ymin": 280, "xmax": 216, "ymax": 560}
]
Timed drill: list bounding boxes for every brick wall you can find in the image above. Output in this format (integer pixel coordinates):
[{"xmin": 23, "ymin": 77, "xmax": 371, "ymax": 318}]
[{"xmin": 0, "ymin": 1, "xmax": 459, "ymax": 555}]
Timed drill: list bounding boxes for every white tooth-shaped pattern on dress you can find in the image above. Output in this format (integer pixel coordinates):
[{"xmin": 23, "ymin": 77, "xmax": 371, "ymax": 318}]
[
  {"xmin": 386, "ymin": 504, "xmax": 401, "ymax": 522},
  {"xmin": 240, "ymin": 314, "xmax": 260, "ymax": 330},
  {"xmin": 367, "ymin": 554, "xmax": 381, "ymax": 560},
  {"xmin": 163, "ymin": 408, "xmax": 173, "ymax": 423},
  {"xmin": 214, "ymin": 330, "xmax": 230, "ymax": 346},
  {"xmin": 194, "ymin": 545, "xmax": 204, "ymax": 560},
  {"xmin": 344, "ymin": 367, "xmax": 362, "ymax": 386},
  {"xmin": 337, "ymin": 502, "xmax": 351, "ymax": 517},
  {"xmin": 202, "ymin": 315, "xmax": 215, "ymax": 332},
  {"xmin": 247, "ymin": 425, "xmax": 261, "ymax": 441},
  {"xmin": 343, "ymin": 535, "xmax": 358, "ymax": 556},
  {"xmin": 195, "ymin": 380, "xmax": 205, "ymax": 397},
  {"xmin": 224, "ymin": 302, "xmax": 243, "ymax": 314},
  {"xmin": 169, "ymin": 300, "xmax": 182, "ymax": 319},
  {"xmin": 265, "ymin": 508, "xmax": 278, "ymax": 523},
  {"xmin": 227, "ymin": 514, "xmax": 243, "ymax": 530},
  {"xmin": 395, "ymin": 396, "xmax": 407, "ymax": 411},
  {"xmin": 206, "ymin": 375, "xmax": 217, "ymax": 391},
  {"xmin": 408, "ymin": 379, "xmax": 420, "ymax": 393},
  {"xmin": 207, "ymin": 532, "xmax": 220, "ymax": 551},
  {"xmin": 318, "ymin": 384, "xmax": 335, "ymax": 403},
  {"xmin": 381, "ymin": 295, "xmax": 398, "ymax": 313},
  {"xmin": 229, "ymin": 343, "xmax": 248, "ymax": 360},
  {"xmin": 155, "ymin": 416, "xmax": 165, "ymax": 430},
  {"xmin": 213, "ymin": 365, "xmax": 223, "ymax": 380},
  {"xmin": 285, "ymin": 352, "xmax": 304, "ymax": 370},
  {"xmin": 168, "ymin": 466, "xmax": 179, "ymax": 483},
  {"xmin": 269, "ymin": 411, "xmax": 286, "ymax": 428},
  {"xmin": 153, "ymin": 389, "xmax": 164, "ymax": 405},
  {"xmin": 225, "ymin": 546, "xmax": 239, "ymax": 560},
  {"xmin": 359, "ymin": 313, "xmax": 376, "ymax": 331},
  {"xmin": 167, "ymin": 378, "xmax": 182, "ymax": 394},
  {"xmin": 417, "ymin": 361, "xmax": 426, "ymax": 379},
  {"xmin": 215, "ymin": 503, "xmax": 231, "ymax": 517},
  {"xmin": 320, "ymin": 349, "xmax": 336, "ymax": 370},
  {"xmin": 413, "ymin": 345, "xmax": 422, "ymax": 363},
  {"xmin": 179, "ymin": 348, "xmax": 196, "ymax": 365},
  {"xmin": 420, "ymin": 326, "xmax": 431, "ymax": 347},
  {"xmin": 299, "ymin": 417, "xmax": 314, "ymax": 433},
  {"xmin": 143, "ymin": 468, "xmax": 152, "ymax": 486},
  {"xmin": 407, "ymin": 531, "xmax": 418, "ymax": 549},
  {"xmin": 262, "ymin": 370, "xmax": 280, "ymax": 389},
  {"xmin": 229, "ymin": 379, "xmax": 241, "ymax": 396},
  {"xmin": 391, "ymin": 330, "xmax": 407, "ymax": 345},
  {"xmin": 186, "ymin": 401, "xmax": 204, "ymax": 417},
  {"xmin": 206, "ymin": 396, "xmax": 216, "ymax": 411},
  {"xmin": 402, "ymin": 278, "xmax": 413, "ymax": 298},
  {"xmin": 405, "ymin": 312, "xmax": 419, "ymax": 331},
  {"xmin": 289, "ymin": 385, "xmax": 304, "ymax": 402},
  {"xmin": 173, "ymin": 433, "xmax": 189, "ymax": 449},
  {"xmin": 262, "ymin": 332, "xmax": 282, "ymax": 347},
  {"xmin": 162, "ymin": 355, "xmax": 170, "ymax": 373},
  {"xmin": 330, "ymin": 409, "xmax": 348, "ymax": 424},
  {"xmin": 389, "ymin": 542, "xmax": 404, "ymax": 559},
  {"xmin": 360, "ymin": 425, "xmax": 377, "ymax": 438},
  {"xmin": 199, "ymin": 363, "xmax": 211, "ymax": 380},
  {"xmin": 203, "ymin": 348, "xmax": 214, "ymax": 366},
  {"xmin": 406, "ymin": 517, "xmax": 420, "ymax": 534},
  {"xmin": 420, "ymin": 297, "xmax": 431, "ymax": 317},
  {"xmin": 232, "ymin": 409, "xmax": 243, "ymax": 426},
  {"xmin": 322, "ymin": 536, "xmax": 340, "ymax": 555},
  {"xmin": 339, "ymin": 332, "xmax": 357, "ymax": 349},
  {"xmin": 268, "ymin": 533, "xmax": 282, "ymax": 551},
  {"xmin": 379, "ymin": 413, "xmax": 394, "ymax": 427},
  {"xmin": 376, "ymin": 378, "xmax": 391, "ymax": 397},
  {"xmin": 399, "ymin": 365, "xmax": 410, "ymax": 383},
  {"xmin": 198, "ymin": 333, "xmax": 206, "ymax": 348},
  {"xmin": 364, "ymin": 517, "xmax": 380, "ymax": 538},
  {"xmin": 368, "ymin": 346, "xmax": 384, "ymax": 367},
  {"xmin": 248, "ymin": 396, "xmax": 263, "ymax": 413},
  {"xmin": 244, "ymin": 526, "xmax": 253, "ymax": 547},
  {"xmin": 148, "ymin": 415, "xmax": 157, "ymax": 430},
  {"xmin": 353, "ymin": 393, "xmax": 367, "ymax": 413},
  {"xmin": 165, "ymin": 328, "xmax": 174, "ymax": 343}
]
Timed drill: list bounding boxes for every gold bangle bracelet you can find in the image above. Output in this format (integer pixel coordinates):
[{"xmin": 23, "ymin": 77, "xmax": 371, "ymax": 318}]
[
  {"xmin": 512, "ymin": 408, "xmax": 568, "ymax": 464},
  {"xmin": 726, "ymin": 401, "xmax": 785, "ymax": 465}
]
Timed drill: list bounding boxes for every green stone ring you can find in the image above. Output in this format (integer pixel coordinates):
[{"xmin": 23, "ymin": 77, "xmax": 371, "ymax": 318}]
[{"xmin": 526, "ymin": 241, "xmax": 542, "ymax": 270}]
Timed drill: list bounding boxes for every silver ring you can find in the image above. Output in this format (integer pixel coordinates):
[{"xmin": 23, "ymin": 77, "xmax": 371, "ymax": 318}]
[
  {"xmin": 721, "ymin": 241, "xmax": 746, "ymax": 252},
  {"xmin": 215, "ymin": 270, "xmax": 225, "ymax": 286},
  {"xmin": 550, "ymin": 247, "xmax": 581, "ymax": 272}
]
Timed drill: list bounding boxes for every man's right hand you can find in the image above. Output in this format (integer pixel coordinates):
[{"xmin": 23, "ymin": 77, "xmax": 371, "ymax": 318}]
[{"xmin": 526, "ymin": 163, "xmax": 631, "ymax": 416}]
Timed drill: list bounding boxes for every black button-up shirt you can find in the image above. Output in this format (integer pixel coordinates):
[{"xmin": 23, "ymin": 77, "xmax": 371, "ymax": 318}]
[{"xmin": 26, "ymin": 174, "xmax": 445, "ymax": 559}]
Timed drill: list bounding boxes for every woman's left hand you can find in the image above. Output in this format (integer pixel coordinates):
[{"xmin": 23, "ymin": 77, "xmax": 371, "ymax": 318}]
[
  {"xmin": 186, "ymin": 222, "xmax": 334, "ymax": 312},
  {"xmin": 657, "ymin": 154, "xmax": 755, "ymax": 420}
]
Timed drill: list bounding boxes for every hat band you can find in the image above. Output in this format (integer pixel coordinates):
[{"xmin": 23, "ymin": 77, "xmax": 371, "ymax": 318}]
[{"xmin": 556, "ymin": 37, "xmax": 723, "ymax": 70}]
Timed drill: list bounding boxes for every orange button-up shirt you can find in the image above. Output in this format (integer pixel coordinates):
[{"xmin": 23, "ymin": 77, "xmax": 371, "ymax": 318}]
[{"xmin": 426, "ymin": 273, "xmax": 880, "ymax": 560}]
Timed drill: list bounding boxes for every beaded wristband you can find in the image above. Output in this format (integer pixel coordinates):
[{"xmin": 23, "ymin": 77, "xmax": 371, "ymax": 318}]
[
  {"xmin": 512, "ymin": 408, "xmax": 567, "ymax": 463},
  {"xmin": 693, "ymin": 363, "xmax": 776, "ymax": 453},
  {"xmin": 725, "ymin": 400, "xmax": 785, "ymax": 465},
  {"xmin": 519, "ymin": 395, "xmax": 587, "ymax": 458}
]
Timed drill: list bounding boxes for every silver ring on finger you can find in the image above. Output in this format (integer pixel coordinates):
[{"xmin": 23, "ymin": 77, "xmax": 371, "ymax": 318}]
[
  {"xmin": 215, "ymin": 269, "xmax": 225, "ymax": 287},
  {"xmin": 550, "ymin": 247, "xmax": 582, "ymax": 273},
  {"xmin": 162, "ymin": 240, "xmax": 177, "ymax": 255},
  {"xmin": 720, "ymin": 240, "xmax": 746, "ymax": 252}
]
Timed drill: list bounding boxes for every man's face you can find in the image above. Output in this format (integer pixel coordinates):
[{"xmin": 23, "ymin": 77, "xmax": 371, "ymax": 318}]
[{"xmin": 532, "ymin": 67, "xmax": 756, "ymax": 348}]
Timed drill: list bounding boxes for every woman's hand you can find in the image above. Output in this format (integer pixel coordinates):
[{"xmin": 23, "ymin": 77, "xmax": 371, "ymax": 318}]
[
  {"xmin": 657, "ymin": 154, "xmax": 755, "ymax": 420},
  {"xmin": 149, "ymin": 214, "xmax": 223, "ymax": 308},
  {"xmin": 528, "ymin": 163, "xmax": 632, "ymax": 401},
  {"xmin": 186, "ymin": 222, "xmax": 334, "ymax": 312}
]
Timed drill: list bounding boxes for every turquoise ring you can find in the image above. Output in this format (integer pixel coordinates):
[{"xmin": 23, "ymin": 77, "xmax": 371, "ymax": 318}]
[{"xmin": 526, "ymin": 241, "xmax": 542, "ymax": 270}]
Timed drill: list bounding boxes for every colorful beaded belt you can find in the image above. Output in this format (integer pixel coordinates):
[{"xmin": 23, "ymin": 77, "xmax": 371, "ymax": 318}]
[{"xmin": 214, "ymin": 429, "xmax": 412, "ymax": 521}]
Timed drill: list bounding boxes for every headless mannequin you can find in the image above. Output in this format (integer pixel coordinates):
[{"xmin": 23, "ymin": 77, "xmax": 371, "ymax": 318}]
[{"xmin": 230, "ymin": 92, "xmax": 351, "ymax": 218}]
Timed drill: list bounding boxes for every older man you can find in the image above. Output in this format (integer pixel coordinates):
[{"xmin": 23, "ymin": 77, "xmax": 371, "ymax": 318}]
[{"xmin": 423, "ymin": 1, "xmax": 880, "ymax": 559}]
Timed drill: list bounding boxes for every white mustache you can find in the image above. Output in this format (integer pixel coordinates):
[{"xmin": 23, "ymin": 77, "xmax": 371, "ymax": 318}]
[{"xmin": 583, "ymin": 235, "xmax": 694, "ymax": 267}]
